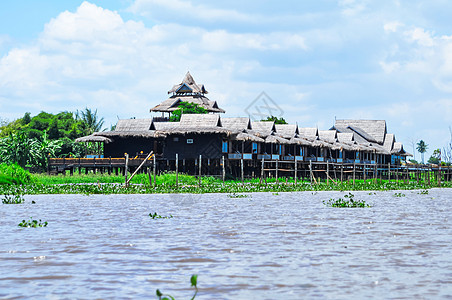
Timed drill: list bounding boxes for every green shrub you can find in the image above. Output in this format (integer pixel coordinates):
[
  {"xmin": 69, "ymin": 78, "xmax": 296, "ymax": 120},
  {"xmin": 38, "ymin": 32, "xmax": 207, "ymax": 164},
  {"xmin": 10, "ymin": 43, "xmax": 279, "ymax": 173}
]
[{"xmin": 0, "ymin": 163, "xmax": 33, "ymax": 185}]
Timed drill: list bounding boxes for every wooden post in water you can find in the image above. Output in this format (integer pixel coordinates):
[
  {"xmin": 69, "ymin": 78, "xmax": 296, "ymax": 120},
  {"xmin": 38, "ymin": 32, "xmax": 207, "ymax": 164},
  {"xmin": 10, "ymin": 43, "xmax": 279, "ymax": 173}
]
[
  {"xmin": 294, "ymin": 160, "xmax": 298, "ymax": 185},
  {"xmin": 326, "ymin": 161, "xmax": 329, "ymax": 185},
  {"xmin": 148, "ymin": 168, "xmax": 152, "ymax": 187},
  {"xmin": 353, "ymin": 162, "xmax": 356, "ymax": 185},
  {"xmin": 175, "ymin": 153, "xmax": 179, "ymax": 188},
  {"xmin": 309, "ymin": 160, "xmax": 313, "ymax": 184},
  {"xmin": 241, "ymin": 157, "xmax": 244, "ymax": 185},
  {"xmin": 198, "ymin": 155, "xmax": 202, "ymax": 186},
  {"xmin": 124, "ymin": 153, "xmax": 129, "ymax": 188},
  {"xmin": 374, "ymin": 163, "xmax": 377, "ymax": 183},
  {"xmin": 275, "ymin": 160, "xmax": 279, "ymax": 184},
  {"xmin": 222, "ymin": 156, "xmax": 225, "ymax": 184},
  {"xmin": 363, "ymin": 163, "xmax": 366, "ymax": 183},
  {"xmin": 153, "ymin": 154, "xmax": 156, "ymax": 187},
  {"xmin": 260, "ymin": 157, "xmax": 264, "ymax": 184},
  {"xmin": 388, "ymin": 163, "xmax": 391, "ymax": 183},
  {"xmin": 341, "ymin": 164, "xmax": 343, "ymax": 182}
]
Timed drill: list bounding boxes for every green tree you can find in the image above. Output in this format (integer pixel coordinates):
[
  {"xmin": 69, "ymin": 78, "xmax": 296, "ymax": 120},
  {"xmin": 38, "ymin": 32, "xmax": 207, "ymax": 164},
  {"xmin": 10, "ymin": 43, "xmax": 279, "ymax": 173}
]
[
  {"xmin": 169, "ymin": 102, "xmax": 208, "ymax": 122},
  {"xmin": 22, "ymin": 112, "xmax": 31, "ymax": 125},
  {"xmin": 261, "ymin": 115, "xmax": 287, "ymax": 124},
  {"xmin": 416, "ymin": 140, "xmax": 428, "ymax": 164},
  {"xmin": 428, "ymin": 148, "xmax": 441, "ymax": 164},
  {"xmin": 77, "ymin": 108, "xmax": 105, "ymax": 134}
]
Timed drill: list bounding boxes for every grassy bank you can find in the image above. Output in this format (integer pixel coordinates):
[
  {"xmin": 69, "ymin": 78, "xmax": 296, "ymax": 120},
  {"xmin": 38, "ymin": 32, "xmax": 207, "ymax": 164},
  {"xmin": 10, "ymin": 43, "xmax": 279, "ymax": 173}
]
[{"xmin": 1, "ymin": 171, "xmax": 450, "ymax": 195}]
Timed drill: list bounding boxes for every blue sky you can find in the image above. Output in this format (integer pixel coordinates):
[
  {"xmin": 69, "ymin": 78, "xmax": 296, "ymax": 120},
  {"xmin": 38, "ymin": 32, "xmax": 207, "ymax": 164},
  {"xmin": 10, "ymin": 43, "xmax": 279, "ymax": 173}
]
[{"xmin": 1, "ymin": 0, "xmax": 452, "ymax": 161}]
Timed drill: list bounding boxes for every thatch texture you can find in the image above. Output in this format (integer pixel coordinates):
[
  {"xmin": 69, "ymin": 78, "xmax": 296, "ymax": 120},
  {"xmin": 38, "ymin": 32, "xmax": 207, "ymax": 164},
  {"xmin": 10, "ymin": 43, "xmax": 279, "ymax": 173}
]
[
  {"xmin": 233, "ymin": 132, "xmax": 265, "ymax": 143},
  {"xmin": 335, "ymin": 119, "xmax": 387, "ymax": 144},
  {"xmin": 337, "ymin": 132, "xmax": 354, "ymax": 144},
  {"xmin": 179, "ymin": 114, "xmax": 221, "ymax": 127},
  {"xmin": 221, "ymin": 117, "xmax": 252, "ymax": 131},
  {"xmin": 168, "ymin": 71, "xmax": 208, "ymax": 95},
  {"xmin": 157, "ymin": 127, "xmax": 234, "ymax": 136},
  {"xmin": 318, "ymin": 130, "xmax": 337, "ymax": 143},
  {"xmin": 93, "ymin": 131, "xmax": 165, "ymax": 138},
  {"xmin": 115, "ymin": 119, "xmax": 153, "ymax": 132},
  {"xmin": 383, "ymin": 133, "xmax": 395, "ymax": 153},
  {"xmin": 289, "ymin": 137, "xmax": 313, "ymax": 146},
  {"xmin": 75, "ymin": 135, "xmax": 113, "ymax": 143},
  {"xmin": 298, "ymin": 127, "xmax": 318, "ymax": 139},
  {"xmin": 251, "ymin": 121, "xmax": 276, "ymax": 136},
  {"xmin": 265, "ymin": 135, "xmax": 292, "ymax": 145},
  {"xmin": 275, "ymin": 124, "xmax": 299, "ymax": 138},
  {"xmin": 153, "ymin": 122, "xmax": 181, "ymax": 130},
  {"xmin": 151, "ymin": 72, "xmax": 225, "ymax": 113}
]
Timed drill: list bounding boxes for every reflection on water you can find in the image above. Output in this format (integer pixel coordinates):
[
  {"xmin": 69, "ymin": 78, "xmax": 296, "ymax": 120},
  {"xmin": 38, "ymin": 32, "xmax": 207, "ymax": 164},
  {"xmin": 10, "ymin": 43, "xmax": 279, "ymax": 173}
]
[{"xmin": 0, "ymin": 189, "xmax": 451, "ymax": 299}]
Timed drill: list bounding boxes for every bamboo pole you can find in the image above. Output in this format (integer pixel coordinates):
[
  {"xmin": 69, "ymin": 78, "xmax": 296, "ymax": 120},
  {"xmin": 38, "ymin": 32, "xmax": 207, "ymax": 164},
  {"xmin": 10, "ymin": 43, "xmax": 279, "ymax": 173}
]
[
  {"xmin": 124, "ymin": 153, "xmax": 129, "ymax": 188},
  {"xmin": 175, "ymin": 153, "xmax": 179, "ymax": 188},
  {"xmin": 198, "ymin": 154, "xmax": 202, "ymax": 186},
  {"xmin": 353, "ymin": 162, "xmax": 356, "ymax": 185},
  {"xmin": 241, "ymin": 157, "xmax": 244, "ymax": 185},
  {"xmin": 294, "ymin": 160, "xmax": 298, "ymax": 185},
  {"xmin": 126, "ymin": 151, "xmax": 154, "ymax": 186},
  {"xmin": 275, "ymin": 160, "xmax": 279, "ymax": 184},
  {"xmin": 222, "ymin": 156, "xmax": 225, "ymax": 184},
  {"xmin": 260, "ymin": 157, "xmax": 264, "ymax": 184},
  {"xmin": 326, "ymin": 161, "xmax": 329, "ymax": 185},
  {"xmin": 153, "ymin": 155, "xmax": 156, "ymax": 187},
  {"xmin": 388, "ymin": 163, "xmax": 391, "ymax": 183}
]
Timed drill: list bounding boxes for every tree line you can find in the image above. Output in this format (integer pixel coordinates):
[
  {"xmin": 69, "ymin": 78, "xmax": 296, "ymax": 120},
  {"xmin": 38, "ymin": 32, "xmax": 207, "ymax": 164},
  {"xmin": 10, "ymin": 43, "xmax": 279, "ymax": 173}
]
[{"xmin": 0, "ymin": 108, "xmax": 105, "ymax": 171}]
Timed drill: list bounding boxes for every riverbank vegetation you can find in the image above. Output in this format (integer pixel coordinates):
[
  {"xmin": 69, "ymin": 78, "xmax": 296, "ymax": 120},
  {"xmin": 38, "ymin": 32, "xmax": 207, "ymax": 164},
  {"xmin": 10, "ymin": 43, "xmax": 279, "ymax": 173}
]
[{"xmin": 1, "ymin": 163, "xmax": 451, "ymax": 195}]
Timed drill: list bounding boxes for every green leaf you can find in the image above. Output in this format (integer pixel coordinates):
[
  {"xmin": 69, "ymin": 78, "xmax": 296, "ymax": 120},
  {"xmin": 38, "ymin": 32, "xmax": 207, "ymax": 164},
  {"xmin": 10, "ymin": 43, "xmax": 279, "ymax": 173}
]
[
  {"xmin": 191, "ymin": 274, "xmax": 198, "ymax": 287},
  {"xmin": 156, "ymin": 289, "xmax": 162, "ymax": 297}
]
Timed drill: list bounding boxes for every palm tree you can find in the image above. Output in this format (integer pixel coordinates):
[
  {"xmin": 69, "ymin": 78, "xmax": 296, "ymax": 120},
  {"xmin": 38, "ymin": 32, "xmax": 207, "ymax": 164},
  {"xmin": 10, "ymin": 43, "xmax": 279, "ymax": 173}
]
[
  {"xmin": 76, "ymin": 108, "xmax": 105, "ymax": 134},
  {"xmin": 416, "ymin": 140, "xmax": 428, "ymax": 164}
]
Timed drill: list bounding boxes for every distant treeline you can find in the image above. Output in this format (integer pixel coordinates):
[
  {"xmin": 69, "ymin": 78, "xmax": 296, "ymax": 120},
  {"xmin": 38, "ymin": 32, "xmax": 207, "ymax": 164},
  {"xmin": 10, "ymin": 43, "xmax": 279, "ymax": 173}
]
[{"xmin": 0, "ymin": 108, "xmax": 105, "ymax": 171}]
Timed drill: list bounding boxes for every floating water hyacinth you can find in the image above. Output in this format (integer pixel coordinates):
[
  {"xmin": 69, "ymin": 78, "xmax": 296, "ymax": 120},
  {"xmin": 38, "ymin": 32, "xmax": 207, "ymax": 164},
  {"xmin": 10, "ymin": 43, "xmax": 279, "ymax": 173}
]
[
  {"xmin": 323, "ymin": 192, "xmax": 371, "ymax": 208},
  {"xmin": 18, "ymin": 218, "xmax": 48, "ymax": 228}
]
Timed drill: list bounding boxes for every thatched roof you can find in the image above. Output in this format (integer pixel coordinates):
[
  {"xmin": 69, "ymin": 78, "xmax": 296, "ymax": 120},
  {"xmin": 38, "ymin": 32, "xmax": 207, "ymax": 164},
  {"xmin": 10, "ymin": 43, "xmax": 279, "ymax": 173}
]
[
  {"xmin": 153, "ymin": 122, "xmax": 181, "ymax": 130},
  {"xmin": 151, "ymin": 72, "xmax": 225, "ymax": 113},
  {"xmin": 298, "ymin": 127, "xmax": 318, "ymax": 139},
  {"xmin": 337, "ymin": 132, "xmax": 354, "ymax": 144},
  {"xmin": 391, "ymin": 142, "xmax": 412, "ymax": 156},
  {"xmin": 115, "ymin": 119, "xmax": 153, "ymax": 131},
  {"xmin": 232, "ymin": 132, "xmax": 265, "ymax": 143},
  {"xmin": 180, "ymin": 114, "xmax": 222, "ymax": 127},
  {"xmin": 275, "ymin": 124, "xmax": 299, "ymax": 139},
  {"xmin": 221, "ymin": 117, "xmax": 252, "ymax": 131},
  {"xmin": 265, "ymin": 134, "xmax": 292, "ymax": 145},
  {"xmin": 251, "ymin": 121, "xmax": 276, "ymax": 136},
  {"xmin": 318, "ymin": 130, "xmax": 337, "ymax": 143},
  {"xmin": 290, "ymin": 137, "xmax": 313, "ymax": 146},
  {"xmin": 335, "ymin": 119, "xmax": 387, "ymax": 144},
  {"xmin": 75, "ymin": 135, "xmax": 113, "ymax": 143},
  {"xmin": 168, "ymin": 71, "xmax": 208, "ymax": 95},
  {"xmin": 383, "ymin": 133, "xmax": 395, "ymax": 152},
  {"xmin": 150, "ymin": 95, "xmax": 225, "ymax": 113},
  {"xmin": 157, "ymin": 127, "xmax": 234, "ymax": 136},
  {"xmin": 93, "ymin": 131, "xmax": 165, "ymax": 138}
]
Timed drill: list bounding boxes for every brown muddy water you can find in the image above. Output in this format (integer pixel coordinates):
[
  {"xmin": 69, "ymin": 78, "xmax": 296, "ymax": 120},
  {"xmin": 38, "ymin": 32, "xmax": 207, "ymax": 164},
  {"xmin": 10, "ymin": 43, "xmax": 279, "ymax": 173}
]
[{"xmin": 0, "ymin": 189, "xmax": 451, "ymax": 299}]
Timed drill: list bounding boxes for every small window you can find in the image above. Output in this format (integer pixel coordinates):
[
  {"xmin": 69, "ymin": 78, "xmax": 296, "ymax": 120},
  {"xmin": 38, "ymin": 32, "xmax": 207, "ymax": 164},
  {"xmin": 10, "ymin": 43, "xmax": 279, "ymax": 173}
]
[
  {"xmin": 187, "ymin": 138, "xmax": 193, "ymax": 144},
  {"xmin": 173, "ymin": 137, "xmax": 179, "ymax": 142}
]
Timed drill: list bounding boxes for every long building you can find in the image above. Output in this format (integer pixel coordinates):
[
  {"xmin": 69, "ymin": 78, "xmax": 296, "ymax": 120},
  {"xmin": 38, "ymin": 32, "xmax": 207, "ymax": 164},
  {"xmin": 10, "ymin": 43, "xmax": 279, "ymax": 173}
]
[{"xmin": 74, "ymin": 72, "xmax": 411, "ymax": 176}]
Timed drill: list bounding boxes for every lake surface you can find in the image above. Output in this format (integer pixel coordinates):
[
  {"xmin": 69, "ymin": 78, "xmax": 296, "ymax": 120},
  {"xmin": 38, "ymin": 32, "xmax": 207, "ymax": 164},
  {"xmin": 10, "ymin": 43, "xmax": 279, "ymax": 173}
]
[{"xmin": 1, "ymin": 189, "xmax": 451, "ymax": 299}]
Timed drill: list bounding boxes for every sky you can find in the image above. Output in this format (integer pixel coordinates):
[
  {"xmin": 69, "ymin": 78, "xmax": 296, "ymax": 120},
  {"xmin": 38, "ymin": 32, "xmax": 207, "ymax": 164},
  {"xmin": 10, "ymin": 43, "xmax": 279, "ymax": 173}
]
[{"xmin": 1, "ymin": 0, "xmax": 452, "ymax": 161}]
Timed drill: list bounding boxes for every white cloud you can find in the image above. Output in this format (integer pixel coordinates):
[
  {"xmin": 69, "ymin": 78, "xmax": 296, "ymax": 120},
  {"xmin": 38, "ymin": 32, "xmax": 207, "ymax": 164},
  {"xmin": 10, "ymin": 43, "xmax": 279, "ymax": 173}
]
[
  {"xmin": 405, "ymin": 27, "xmax": 435, "ymax": 47},
  {"xmin": 129, "ymin": 0, "xmax": 253, "ymax": 23},
  {"xmin": 384, "ymin": 21, "xmax": 403, "ymax": 33}
]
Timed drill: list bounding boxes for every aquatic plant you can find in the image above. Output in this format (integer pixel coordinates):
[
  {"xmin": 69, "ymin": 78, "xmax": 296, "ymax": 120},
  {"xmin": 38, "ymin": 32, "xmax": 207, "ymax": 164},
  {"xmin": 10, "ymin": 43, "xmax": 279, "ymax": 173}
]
[
  {"xmin": 156, "ymin": 274, "xmax": 198, "ymax": 300},
  {"xmin": 227, "ymin": 193, "xmax": 249, "ymax": 198},
  {"xmin": 272, "ymin": 192, "xmax": 280, "ymax": 196},
  {"xmin": 18, "ymin": 217, "xmax": 48, "ymax": 228},
  {"xmin": 393, "ymin": 192, "xmax": 406, "ymax": 197},
  {"xmin": 149, "ymin": 212, "xmax": 173, "ymax": 219},
  {"xmin": 323, "ymin": 192, "xmax": 371, "ymax": 208},
  {"xmin": 418, "ymin": 189, "xmax": 429, "ymax": 195},
  {"xmin": 2, "ymin": 189, "xmax": 25, "ymax": 204}
]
